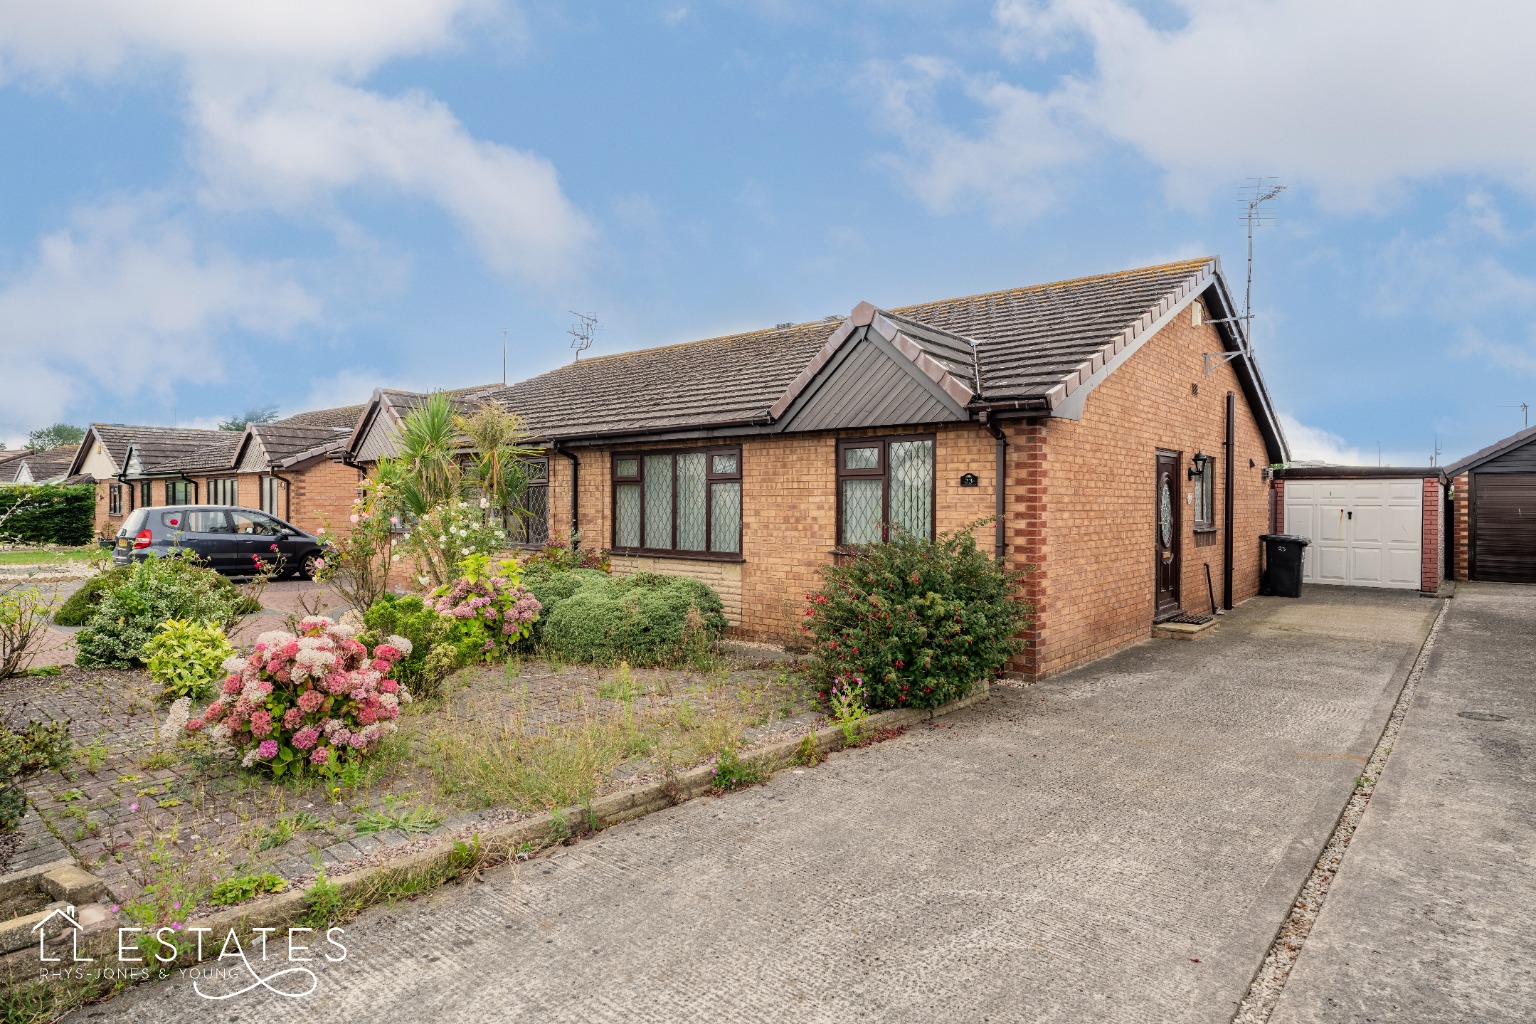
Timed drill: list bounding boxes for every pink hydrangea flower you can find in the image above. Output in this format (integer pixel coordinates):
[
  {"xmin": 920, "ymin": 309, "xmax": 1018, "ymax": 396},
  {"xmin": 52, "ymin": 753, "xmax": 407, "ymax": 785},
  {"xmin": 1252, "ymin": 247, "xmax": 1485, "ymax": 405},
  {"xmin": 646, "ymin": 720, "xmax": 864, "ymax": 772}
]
[
  {"xmin": 292, "ymin": 727, "xmax": 319, "ymax": 750},
  {"xmin": 256, "ymin": 739, "xmax": 279, "ymax": 759},
  {"xmin": 309, "ymin": 746, "xmax": 331, "ymax": 765},
  {"xmin": 298, "ymin": 689, "xmax": 324, "ymax": 713}
]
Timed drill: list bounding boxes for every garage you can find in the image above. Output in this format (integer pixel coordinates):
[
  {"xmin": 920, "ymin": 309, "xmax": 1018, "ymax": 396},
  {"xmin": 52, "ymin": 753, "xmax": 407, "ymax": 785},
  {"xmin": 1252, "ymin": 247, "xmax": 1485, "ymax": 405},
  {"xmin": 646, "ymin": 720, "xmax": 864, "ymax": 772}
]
[
  {"xmin": 1275, "ymin": 467, "xmax": 1444, "ymax": 593},
  {"xmin": 1448, "ymin": 425, "xmax": 1536, "ymax": 584}
]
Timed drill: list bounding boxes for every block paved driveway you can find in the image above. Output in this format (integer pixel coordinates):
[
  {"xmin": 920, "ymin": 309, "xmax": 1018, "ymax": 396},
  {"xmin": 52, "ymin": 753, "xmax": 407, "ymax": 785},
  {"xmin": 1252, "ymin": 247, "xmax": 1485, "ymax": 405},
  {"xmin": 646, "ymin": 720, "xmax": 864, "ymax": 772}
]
[
  {"xmin": 1272, "ymin": 583, "xmax": 1536, "ymax": 1023},
  {"xmin": 103, "ymin": 589, "xmax": 1438, "ymax": 1024}
]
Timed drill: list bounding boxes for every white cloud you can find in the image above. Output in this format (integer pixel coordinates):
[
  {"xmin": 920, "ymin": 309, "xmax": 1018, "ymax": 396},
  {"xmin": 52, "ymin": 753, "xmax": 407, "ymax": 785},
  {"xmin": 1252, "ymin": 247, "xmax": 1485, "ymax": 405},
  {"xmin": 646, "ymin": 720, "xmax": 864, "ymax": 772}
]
[
  {"xmin": 0, "ymin": 1, "xmax": 587, "ymax": 289},
  {"xmin": 1280, "ymin": 413, "xmax": 1421, "ymax": 466},
  {"xmin": 862, "ymin": 56, "xmax": 1085, "ymax": 216},
  {"xmin": 191, "ymin": 76, "xmax": 592, "ymax": 287},
  {"xmin": 0, "ymin": 200, "xmax": 322, "ymax": 437},
  {"xmin": 880, "ymin": 0, "xmax": 1536, "ymax": 213}
]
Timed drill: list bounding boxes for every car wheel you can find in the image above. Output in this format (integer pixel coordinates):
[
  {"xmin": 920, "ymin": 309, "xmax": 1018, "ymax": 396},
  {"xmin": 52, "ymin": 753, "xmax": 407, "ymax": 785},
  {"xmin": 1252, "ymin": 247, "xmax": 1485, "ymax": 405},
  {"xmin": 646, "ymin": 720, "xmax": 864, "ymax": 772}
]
[{"xmin": 301, "ymin": 552, "xmax": 322, "ymax": 580}]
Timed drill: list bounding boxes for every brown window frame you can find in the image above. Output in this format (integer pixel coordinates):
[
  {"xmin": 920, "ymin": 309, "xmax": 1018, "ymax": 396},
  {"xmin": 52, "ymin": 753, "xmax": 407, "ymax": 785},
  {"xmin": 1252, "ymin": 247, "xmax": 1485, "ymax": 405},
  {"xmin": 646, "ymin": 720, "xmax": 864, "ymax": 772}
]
[
  {"xmin": 107, "ymin": 483, "xmax": 122, "ymax": 516},
  {"xmin": 139, "ymin": 480, "xmax": 153, "ymax": 508},
  {"xmin": 208, "ymin": 476, "xmax": 239, "ymax": 506},
  {"xmin": 1192, "ymin": 457, "xmax": 1216, "ymax": 532},
  {"xmin": 835, "ymin": 434, "xmax": 937, "ymax": 548},
  {"xmin": 504, "ymin": 457, "xmax": 550, "ymax": 547},
  {"xmin": 610, "ymin": 445, "xmax": 743, "ymax": 560},
  {"xmin": 165, "ymin": 479, "xmax": 193, "ymax": 505}
]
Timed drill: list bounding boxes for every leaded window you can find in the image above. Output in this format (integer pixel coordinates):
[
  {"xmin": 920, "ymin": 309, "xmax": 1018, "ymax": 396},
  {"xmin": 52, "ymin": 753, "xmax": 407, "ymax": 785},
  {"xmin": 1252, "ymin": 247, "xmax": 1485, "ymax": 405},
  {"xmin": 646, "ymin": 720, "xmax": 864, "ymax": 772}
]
[
  {"xmin": 1192, "ymin": 457, "xmax": 1215, "ymax": 530},
  {"xmin": 612, "ymin": 446, "xmax": 742, "ymax": 557},
  {"xmin": 504, "ymin": 458, "xmax": 550, "ymax": 546},
  {"xmin": 836, "ymin": 436, "xmax": 935, "ymax": 546}
]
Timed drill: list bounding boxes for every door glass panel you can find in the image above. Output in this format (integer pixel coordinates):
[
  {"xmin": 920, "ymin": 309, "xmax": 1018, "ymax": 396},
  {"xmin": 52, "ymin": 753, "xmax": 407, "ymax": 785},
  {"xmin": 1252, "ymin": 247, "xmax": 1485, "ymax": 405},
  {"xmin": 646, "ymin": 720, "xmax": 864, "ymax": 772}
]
[
  {"xmin": 1159, "ymin": 480, "xmax": 1173, "ymax": 546},
  {"xmin": 231, "ymin": 512, "xmax": 278, "ymax": 536},
  {"xmin": 676, "ymin": 453, "xmax": 707, "ymax": 550},
  {"xmin": 615, "ymin": 484, "xmax": 641, "ymax": 548},
  {"xmin": 643, "ymin": 455, "xmax": 673, "ymax": 549},
  {"xmin": 844, "ymin": 446, "xmax": 880, "ymax": 471},
  {"xmin": 888, "ymin": 439, "xmax": 934, "ymax": 540},
  {"xmin": 710, "ymin": 482, "xmax": 741, "ymax": 553},
  {"xmin": 841, "ymin": 479, "xmax": 884, "ymax": 545},
  {"xmin": 186, "ymin": 510, "xmax": 231, "ymax": 534}
]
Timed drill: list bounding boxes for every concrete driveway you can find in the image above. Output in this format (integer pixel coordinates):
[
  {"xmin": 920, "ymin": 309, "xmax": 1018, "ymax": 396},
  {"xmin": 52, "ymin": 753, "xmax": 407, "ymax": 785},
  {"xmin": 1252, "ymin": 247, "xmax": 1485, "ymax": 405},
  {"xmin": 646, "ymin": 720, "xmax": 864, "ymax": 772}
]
[
  {"xmin": 1272, "ymin": 583, "xmax": 1536, "ymax": 1023},
  {"xmin": 101, "ymin": 588, "xmax": 1439, "ymax": 1023}
]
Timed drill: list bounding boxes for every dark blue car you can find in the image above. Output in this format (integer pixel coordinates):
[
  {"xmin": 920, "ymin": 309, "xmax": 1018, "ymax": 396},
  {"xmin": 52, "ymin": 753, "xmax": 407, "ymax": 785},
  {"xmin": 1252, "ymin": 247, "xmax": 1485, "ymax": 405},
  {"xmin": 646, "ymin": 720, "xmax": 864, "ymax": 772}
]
[{"xmin": 113, "ymin": 505, "xmax": 323, "ymax": 579}]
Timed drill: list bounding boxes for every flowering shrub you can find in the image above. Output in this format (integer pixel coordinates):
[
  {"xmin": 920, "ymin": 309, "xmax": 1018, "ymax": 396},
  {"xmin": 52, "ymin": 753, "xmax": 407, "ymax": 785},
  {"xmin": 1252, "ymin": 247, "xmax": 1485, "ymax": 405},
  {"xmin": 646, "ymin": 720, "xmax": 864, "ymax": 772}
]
[
  {"xmin": 520, "ymin": 534, "xmax": 612, "ymax": 575},
  {"xmin": 803, "ymin": 527, "xmax": 1029, "ymax": 710},
  {"xmin": 75, "ymin": 551, "xmax": 250, "ymax": 668},
  {"xmin": 187, "ymin": 616, "xmax": 412, "ymax": 777},
  {"xmin": 361, "ymin": 594, "xmax": 463, "ymax": 699},
  {"xmin": 314, "ymin": 482, "xmax": 395, "ymax": 612},
  {"xmin": 428, "ymin": 555, "xmax": 541, "ymax": 662},
  {"xmin": 398, "ymin": 501, "xmax": 506, "ymax": 590}
]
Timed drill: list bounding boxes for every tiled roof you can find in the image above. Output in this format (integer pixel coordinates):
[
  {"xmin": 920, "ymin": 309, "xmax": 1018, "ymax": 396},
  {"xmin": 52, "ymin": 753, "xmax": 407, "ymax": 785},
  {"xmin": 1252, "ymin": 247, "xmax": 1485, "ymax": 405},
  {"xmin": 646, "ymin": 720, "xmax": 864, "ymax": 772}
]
[
  {"xmin": 471, "ymin": 258, "xmax": 1219, "ymax": 438},
  {"xmin": 350, "ymin": 258, "xmax": 1284, "ymax": 461},
  {"xmin": 276, "ymin": 404, "xmax": 367, "ymax": 431},
  {"xmin": 242, "ymin": 423, "xmax": 351, "ymax": 471},
  {"xmin": 91, "ymin": 425, "xmax": 230, "ymax": 475},
  {"xmin": 165, "ymin": 434, "xmax": 241, "ymax": 474},
  {"xmin": 5, "ymin": 445, "xmax": 82, "ymax": 483}
]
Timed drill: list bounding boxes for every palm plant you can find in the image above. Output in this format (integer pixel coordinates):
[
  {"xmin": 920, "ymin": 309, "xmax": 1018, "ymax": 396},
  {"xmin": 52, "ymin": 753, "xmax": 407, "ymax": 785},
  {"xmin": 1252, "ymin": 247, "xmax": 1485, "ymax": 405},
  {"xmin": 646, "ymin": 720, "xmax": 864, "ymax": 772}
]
[
  {"xmin": 459, "ymin": 404, "xmax": 541, "ymax": 524},
  {"xmin": 381, "ymin": 392, "xmax": 463, "ymax": 517}
]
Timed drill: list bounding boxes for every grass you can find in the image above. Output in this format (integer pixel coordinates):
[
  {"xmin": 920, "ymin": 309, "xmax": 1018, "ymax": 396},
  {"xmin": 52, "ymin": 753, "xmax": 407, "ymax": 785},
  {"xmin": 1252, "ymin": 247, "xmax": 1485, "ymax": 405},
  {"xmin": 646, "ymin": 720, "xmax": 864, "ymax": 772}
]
[{"xmin": 0, "ymin": 546, "xmax": 100, "ymax": 565}]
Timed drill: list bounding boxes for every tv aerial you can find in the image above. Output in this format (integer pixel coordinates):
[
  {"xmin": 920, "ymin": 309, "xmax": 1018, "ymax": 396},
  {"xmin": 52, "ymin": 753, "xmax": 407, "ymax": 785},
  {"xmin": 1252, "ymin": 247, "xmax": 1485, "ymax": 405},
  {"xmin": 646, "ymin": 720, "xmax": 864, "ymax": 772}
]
[
  {"xmin": 1204, "ymin": 177, "xmax": 1285, "ymax": 376},
  {"xmin": 568, "ymin": 311, "xmax": 598, "ymax": 362}
]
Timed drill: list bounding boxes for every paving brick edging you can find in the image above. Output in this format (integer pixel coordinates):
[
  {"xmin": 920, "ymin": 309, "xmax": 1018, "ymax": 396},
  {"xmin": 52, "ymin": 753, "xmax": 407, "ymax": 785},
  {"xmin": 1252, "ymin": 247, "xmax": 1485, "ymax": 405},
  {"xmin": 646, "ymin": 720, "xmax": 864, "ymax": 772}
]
[{"xmin": 2, "ymin": 681, "xmax": 989, "ymax": 986}]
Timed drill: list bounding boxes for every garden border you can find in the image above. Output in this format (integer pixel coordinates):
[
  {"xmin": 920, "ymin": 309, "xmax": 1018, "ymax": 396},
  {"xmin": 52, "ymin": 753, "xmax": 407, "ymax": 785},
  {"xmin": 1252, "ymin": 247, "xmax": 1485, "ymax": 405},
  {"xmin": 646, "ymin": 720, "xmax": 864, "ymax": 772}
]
[{"xmin": 1, "ymin": 680, "xmax": 990, "ymax": 988}]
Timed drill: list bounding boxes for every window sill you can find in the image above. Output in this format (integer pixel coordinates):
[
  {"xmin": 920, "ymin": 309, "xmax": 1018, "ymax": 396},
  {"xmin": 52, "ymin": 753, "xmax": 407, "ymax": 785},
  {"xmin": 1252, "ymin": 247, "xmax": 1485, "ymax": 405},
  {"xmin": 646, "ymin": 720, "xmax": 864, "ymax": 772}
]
[
  {"xmin": 608, "ymin": 548, "xmax": 745, "ymax": 564},
  {"xmin": 1192, "ymin": 525, "xmax": 1218, "ymax": 535}
]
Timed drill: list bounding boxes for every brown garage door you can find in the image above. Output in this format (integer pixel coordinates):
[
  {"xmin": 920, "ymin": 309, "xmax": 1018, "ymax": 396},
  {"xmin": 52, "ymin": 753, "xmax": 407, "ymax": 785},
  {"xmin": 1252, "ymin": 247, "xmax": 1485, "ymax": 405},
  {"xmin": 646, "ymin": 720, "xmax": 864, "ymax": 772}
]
[{"xmin": 1472, "ymin": 473, "xmax": 1536, "ymax": 583}]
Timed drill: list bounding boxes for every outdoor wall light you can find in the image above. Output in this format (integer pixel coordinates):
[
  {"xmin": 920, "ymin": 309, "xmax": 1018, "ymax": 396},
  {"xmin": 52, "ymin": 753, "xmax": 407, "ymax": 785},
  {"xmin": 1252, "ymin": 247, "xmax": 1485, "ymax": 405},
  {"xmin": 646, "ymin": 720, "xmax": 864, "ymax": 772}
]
[{"xmin": 1188, "ymin": 452, "xmax": 1212, "ymax": 479}]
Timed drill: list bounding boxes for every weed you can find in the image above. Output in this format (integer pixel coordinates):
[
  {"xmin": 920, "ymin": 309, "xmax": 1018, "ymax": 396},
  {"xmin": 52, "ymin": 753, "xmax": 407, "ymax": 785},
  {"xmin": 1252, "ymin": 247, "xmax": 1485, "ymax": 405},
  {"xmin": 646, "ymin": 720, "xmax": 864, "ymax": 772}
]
[
  {"xmin": 252, "ymin": 811, "xmax": 323, "ymax": 851},
  {"xmin": 25, "ymin": 664, "xmax": 62, "ymax": 676},
  {"xmin": 78, "ymin": 739, "xmax": 109, "ymax": 774},
  {"xmin": 829, "ymin": 675, "xmax": 870, "ymax": 746},
  {"xmin": 301, "ymin": 871, "xmax": 346, "ymax": 929},
  {"xmin": 209, "ymin": 872, "xmax": 287, "ymax": 907},
  {"xmin": 793, "ymin": 733, "xmax": 821, "ymax": 767},
  {"xmin": 57, "ymin": 788, "xmax": 84, "ymax": 802},
  {"xmin": 711, "ymin": 747, "xmax": 764, "ymax": 791},
  {"xmin": 138, "ymin": 750, "xmax": 179, "ymax": 771},
  {"xmin": 353, "ymin": 795, "xmax": 441, "ymax": 837},
  {"xmin": 597, "ymin": 661, "xmax": 641, "ymax": 702}
]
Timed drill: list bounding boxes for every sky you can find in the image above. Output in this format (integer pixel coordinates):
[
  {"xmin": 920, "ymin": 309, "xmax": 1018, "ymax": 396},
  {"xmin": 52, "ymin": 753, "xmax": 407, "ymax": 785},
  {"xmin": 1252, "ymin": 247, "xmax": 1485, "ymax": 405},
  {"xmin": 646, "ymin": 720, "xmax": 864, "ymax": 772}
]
[{"xmin": 2, "ymin": 1, "xmax": 1535, "ymax": 466}]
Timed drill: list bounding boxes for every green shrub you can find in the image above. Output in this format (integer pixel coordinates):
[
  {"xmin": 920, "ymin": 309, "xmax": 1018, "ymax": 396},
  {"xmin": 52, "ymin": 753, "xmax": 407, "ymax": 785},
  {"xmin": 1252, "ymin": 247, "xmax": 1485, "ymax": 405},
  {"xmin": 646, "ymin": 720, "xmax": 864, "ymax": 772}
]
[
  {"xmin": 143, "ymin": 619, "xmax": 236, "ymax": 700},
  {"xmin": 74, "ymin": 553, "xmax": 246, "ymax": 668},
  {"xmin": 55, "ymin": 565, "xmax": 257, "ymax": 627},
  {"xmin": 802, "ymin": 527, "xmax": 1030, "ymax": 710},
  {"xmin": 0, "ymin": 717, "xmax": 71, "ymax": 830},
  {"xmin": 361, "ymin": 593, "xmax": 460, "ymax": 699},
  {"xmin": 1, "ymin": 588, "xmax": 54, "ymax": 679},
  {"xmin": 0, "ymin": 484, "xmax": 95, "ymax": 546},
  {"xmin": 520, "ymin": 567, "xmax": 607, "ymax": 641},
  {"xmin": 539, "ymin": 572, "xmax": 727, "ymax": 667}
]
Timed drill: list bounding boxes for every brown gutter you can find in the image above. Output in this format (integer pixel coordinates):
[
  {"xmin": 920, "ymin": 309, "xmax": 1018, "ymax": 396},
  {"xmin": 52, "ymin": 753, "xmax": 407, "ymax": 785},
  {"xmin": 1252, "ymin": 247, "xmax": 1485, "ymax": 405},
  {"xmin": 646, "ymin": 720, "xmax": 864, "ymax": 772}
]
[
  {"xmin": 1223, "ymin": 392, "xmax": 1235, "ymax": 610},
  {"xmin": 969, "ymin": 397, "xmax": 1052, "ymax": 416},
  {"xmin": 980, "ymin": 412, "xmax": 1008, "ymax": 562},
  {"xmin": 550, "ymin": 442, "xmax": 580, "ymax": 548}
]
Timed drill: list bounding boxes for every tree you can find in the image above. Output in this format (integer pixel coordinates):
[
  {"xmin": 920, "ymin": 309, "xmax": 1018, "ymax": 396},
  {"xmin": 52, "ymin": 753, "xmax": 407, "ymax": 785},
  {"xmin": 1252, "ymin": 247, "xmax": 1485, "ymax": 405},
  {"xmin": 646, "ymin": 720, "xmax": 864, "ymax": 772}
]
[
  {"xmin": 25, "ymin": 423, "xmax": 85, "ymax": 451},
  {"xmin": 219, "ymin": 406, "xmax": 280, "ymax": 431},
  {"xmin": 378, "ymin": 392, "xmax": 463, "ymax": 518},
  {"xmin": 459, "ymin": 404, "xmax": 540, "ymax": 520}
]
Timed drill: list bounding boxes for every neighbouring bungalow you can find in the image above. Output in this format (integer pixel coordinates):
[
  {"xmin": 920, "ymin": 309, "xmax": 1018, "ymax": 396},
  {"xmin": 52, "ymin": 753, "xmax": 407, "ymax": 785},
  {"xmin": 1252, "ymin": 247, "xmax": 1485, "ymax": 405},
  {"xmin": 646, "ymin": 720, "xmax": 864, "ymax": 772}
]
[
  {"xmin": 69, "ymin": 405, "xmax": 367, "ymax": 540},
  {"xmin": 348, "ymin": 259, "xmax": 1288, "ymax": 679},
  {"xmin": 0, "ymin": 444, "xmax": 83, "ymax": 486}
]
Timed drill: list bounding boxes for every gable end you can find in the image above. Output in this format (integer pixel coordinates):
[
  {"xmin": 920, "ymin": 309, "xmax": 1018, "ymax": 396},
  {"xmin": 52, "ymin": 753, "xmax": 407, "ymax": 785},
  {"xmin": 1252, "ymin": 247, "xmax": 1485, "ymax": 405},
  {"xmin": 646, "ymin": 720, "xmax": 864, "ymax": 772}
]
[{"xmin": 774, "ymin": 325, "xmax": 969, "ymax": 433}]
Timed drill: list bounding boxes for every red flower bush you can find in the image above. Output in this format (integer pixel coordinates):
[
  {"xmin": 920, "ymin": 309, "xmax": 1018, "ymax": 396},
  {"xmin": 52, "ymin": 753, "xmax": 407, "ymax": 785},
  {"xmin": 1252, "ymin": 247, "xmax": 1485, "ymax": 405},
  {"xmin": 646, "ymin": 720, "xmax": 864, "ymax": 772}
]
[{"xmin": 187, "ymin": 616, "xmax": 412, "ymax": 776}]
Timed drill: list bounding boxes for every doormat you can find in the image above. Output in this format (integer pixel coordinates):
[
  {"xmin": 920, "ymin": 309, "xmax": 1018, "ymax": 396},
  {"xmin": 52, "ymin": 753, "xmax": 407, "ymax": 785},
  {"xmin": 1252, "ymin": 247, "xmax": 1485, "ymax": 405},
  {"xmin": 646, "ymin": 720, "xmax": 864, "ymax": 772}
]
[{"xmin": 1163, "ymin": 612, "xmax": 1214, "ymax": 625}]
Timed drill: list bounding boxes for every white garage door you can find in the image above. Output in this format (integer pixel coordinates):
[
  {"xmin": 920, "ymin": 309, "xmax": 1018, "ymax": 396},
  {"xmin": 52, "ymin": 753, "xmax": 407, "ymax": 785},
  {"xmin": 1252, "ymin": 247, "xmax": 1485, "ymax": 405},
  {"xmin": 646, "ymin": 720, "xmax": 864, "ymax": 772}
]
[{"xmin": 1284, "ymin": 479, "xmax": 1423, "ymax": 589}]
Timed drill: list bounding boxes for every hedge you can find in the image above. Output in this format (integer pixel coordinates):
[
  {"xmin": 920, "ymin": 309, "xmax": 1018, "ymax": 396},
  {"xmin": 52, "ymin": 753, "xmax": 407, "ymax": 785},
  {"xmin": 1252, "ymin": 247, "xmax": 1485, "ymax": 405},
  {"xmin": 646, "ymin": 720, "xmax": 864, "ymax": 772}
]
[{"xmin": 0, "ymin": 484, "xmax": 95, "ymax": 546}]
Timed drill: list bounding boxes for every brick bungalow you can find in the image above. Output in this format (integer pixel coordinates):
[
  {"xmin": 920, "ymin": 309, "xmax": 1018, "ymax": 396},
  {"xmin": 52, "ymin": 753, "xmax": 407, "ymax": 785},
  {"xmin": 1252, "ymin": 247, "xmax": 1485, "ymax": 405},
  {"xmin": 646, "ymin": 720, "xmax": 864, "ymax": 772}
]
[
  {"xmin": 69, "ymin": 405, "xmax": 366, "ymax": 540},
  {"xmin": 348, "ymin": 259, "xmax": 1288, "ymax": 679}
]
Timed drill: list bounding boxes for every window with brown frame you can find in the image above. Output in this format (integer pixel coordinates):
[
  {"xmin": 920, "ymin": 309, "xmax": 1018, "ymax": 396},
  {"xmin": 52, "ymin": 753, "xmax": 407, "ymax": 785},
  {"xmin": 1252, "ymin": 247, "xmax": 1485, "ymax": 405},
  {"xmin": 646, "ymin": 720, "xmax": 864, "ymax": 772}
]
[
  {"xmin": 108, "ymin": 483, "xmax": 122, "ymax": 516},
  {"xmin": 612, "ymin": 446, "xmax": 742, "ymax": 557},
  {"xmin": 503, "ymin": 458, "xmax": 550, "ymax": 546},
  {"xmin": 1192, "ymin": 458, "xmax": 1216, "ymax": 531},
  {"xmin": 166, "ymin": 479, "xmax": 193, "ymax": 505},
  {"xmin": 836, "ymin": 436, "xmax": 936, "ymax": 546},
  {"xmin": 207, "ymin": 476, "xmax": 239, "ymax": 506},
  {"xmin": 139, "ymin": 480, "xmax": 153, "ymax": 508}
]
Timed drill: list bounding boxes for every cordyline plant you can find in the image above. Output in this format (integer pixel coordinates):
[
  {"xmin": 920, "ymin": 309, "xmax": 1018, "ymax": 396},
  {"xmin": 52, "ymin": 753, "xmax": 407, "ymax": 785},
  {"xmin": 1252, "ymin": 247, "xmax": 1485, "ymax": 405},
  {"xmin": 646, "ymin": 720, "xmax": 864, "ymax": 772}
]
[
  {"xmin": 802, "ymin": 525, "xmax": 1030, "ymax": 711},
  {"xmin": 187, "ymin": 616, "xmax": 411, "ymax": 777}
]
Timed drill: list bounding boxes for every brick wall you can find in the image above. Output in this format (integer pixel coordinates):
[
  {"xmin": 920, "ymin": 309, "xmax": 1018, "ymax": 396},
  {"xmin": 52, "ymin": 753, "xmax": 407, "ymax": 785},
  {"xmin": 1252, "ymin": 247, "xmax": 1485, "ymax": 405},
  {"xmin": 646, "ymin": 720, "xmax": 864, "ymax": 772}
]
[
  {"xmin": 1451, "ymin": 472, "xmax": 1469, "ymax": 580},
  {"xmin": 284, "ymin": 459, "xmax": 365, "ymax": 536},
  {"xmin": 1420, "ymin": 477, "xmax": 1443, "ymax": 593},
  {"xmin": 1016, "ymin": 300, "xmax": 1274, "ymax": 679},
  {"xmin": 1272, "ymin": 480, "xmax": 1285, "ymax": 533},
  {"xmin": 554, "ymin": 424, "xmax": 998, "ymax": 643}
]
